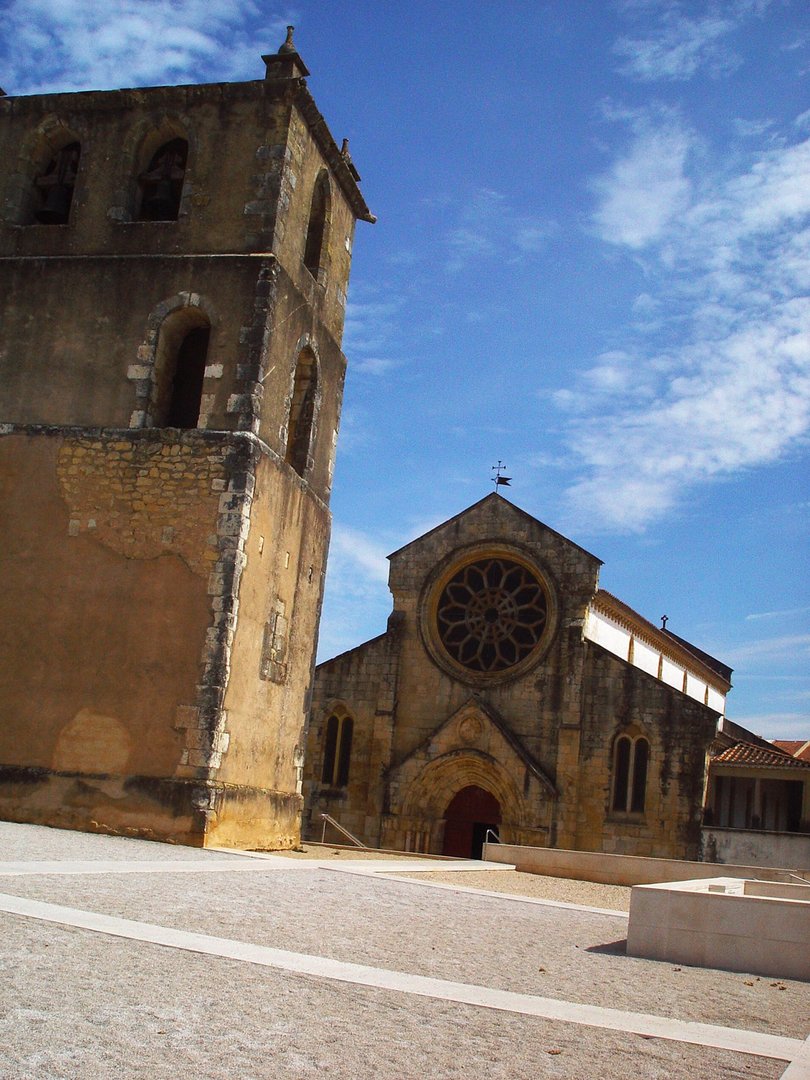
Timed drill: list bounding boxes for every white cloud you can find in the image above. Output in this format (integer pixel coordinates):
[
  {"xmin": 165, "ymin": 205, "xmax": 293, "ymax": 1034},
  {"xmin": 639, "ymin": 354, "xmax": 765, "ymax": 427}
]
[
  {"xmin": 445, "ymin": 189, "xmax": 556, "ymax": 272},
  {"xmin": 0, "ymin": 0, "xmax": 286, "ymax": 94},
  {"xmin": 329, "ymin": 525, "xmax": 390, "ymax": 586},
  {"xmin": 733, "ymin": 117, "xmax": 774, "ymax": 139},
  {"xmin": 343, "ymin": 297, "xmax": 404, "ymax": 355},
  {"xmin": 614, "ymin": 3, "xmax": 771, "ymax": 82},
  {"xmin": 746, "ymin": 606, "xmax": 810, "ymax": 621},
  {"xmin": 726, "ymin": 712, "xmax": 809, "ymax": 739},
  {"xmin": 722, "ymin": 634, "xmax": 810, "ymax": 665},
  {"xmin": 560, "ymin": 116, "xmax": 810, "ymax": 532},
  {"xmin": 591, "ymin": 119, "xmax": 693, "ymax": 248},
  {"xmin": 316, "ymin": 523, "xmax": 393, "ymax": 661},
  {"xmin": 352, "ymin": 357, "xmax": 398, "ymax": 376}
]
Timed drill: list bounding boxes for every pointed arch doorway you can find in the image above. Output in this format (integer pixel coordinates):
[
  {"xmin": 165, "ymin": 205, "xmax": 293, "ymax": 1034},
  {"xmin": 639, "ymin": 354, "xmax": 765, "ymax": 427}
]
[{"xmin": 442, "ymin": 785, "xmax": 501, "ymax": 859}]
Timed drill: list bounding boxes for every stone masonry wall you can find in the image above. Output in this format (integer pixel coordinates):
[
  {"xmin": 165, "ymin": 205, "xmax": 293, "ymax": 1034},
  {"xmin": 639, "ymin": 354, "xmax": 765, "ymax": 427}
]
[{"xmin": 0, "ymin": 424, "xmax": 258, "ymax": 843}]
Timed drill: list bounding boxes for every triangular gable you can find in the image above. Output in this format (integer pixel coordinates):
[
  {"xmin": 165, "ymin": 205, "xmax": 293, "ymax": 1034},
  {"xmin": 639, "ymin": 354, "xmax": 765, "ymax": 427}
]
[
  {"xmin": 389, "ymin": 695, "xmax": 557, "ymax": 796},
  {"xmin": 387, "ymin": 493, "xmax": 602, "ymax": 566}
]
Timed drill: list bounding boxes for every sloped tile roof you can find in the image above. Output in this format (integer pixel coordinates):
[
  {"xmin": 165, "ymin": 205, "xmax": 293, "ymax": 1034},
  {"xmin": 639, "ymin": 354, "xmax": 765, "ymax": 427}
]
[
  {"xmin": 713, "ymin": 741, "xmax": 810, "ymax": 769},
  {"xmin": 773, "ymin": 739, "xmax": 810, "ymax": 762}
]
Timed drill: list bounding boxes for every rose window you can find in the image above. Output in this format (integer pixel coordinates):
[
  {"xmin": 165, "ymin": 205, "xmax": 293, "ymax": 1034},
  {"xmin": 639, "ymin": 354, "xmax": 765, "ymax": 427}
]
[{"xmin": 435, "ymin": 557, "xmax": 547, "ymax": 673}]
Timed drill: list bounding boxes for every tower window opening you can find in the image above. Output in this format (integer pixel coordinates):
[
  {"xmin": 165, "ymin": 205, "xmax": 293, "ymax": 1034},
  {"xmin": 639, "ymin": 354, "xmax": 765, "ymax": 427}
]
[
  {"xmin": 137, "ymin": 138, "xmax": 188, "ymax": 222},
  {"xmin": 166, "ymin": 326, "xmax": 209, "ymax": 428},
  {"xmin": 151, "ymin": 309, "xmax": 210, "ymax": 429},
  {"xmin": 303, "ymin": 171, "xmax": 330, "ymax": 280},
  {"xmin": 286, "ymin": 348, "xmax": 317, "ymax": 476},
  {"xmin": 34, "ymin": 142, "xmax": 81, "ymax": 225},
  {"xmin": 612, "ymin": 734, "xmax": 649, "ymax": 813}
]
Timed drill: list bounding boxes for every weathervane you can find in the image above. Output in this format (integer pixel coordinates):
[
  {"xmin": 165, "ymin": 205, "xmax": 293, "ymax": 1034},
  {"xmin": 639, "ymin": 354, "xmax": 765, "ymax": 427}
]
[{"xmin": 491, "ymin": 460, "xmax": 512, "ymax": 494}]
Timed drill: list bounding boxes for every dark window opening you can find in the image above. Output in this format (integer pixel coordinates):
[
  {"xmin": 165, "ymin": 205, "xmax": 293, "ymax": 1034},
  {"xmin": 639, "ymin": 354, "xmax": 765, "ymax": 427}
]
[
  {"xmin": 322, "ymin": 715, "xmax": 338, "ymax": 784},
  {"xmin": 612, "ymin": 735, "xmax": 649, "ymax": 814},
  {"xmin": 138, "ymin": 138, "xmax": 188, "ymax": 222},
  {"xmin": 303, "ymin": 172, "xmax": 330, "ymax": 279},
  {"xmin": 166, "ymin": 326, "xmax": 209, "ymax": 428},
  {"xmin": 321, "ymin": 712, "xmax": 352, "ymax": 787},
  {"xmin": 787, "ymin": 780, "xmax": 803, "ymax": 833},
  {"xmin": 336, "ymin": 716, "xmax": 353, "ymax": 787},
  {"xmin": 612, "ymin": 736, "xmax": 631, "ymax": 812},
  {"xmin": 286, "ymin": 350, "xmax": 317, "ymax": 476},
  {"xmin": 34, "ymin": 142, "xmax": 81, "ymax": 225},
  {"xmin": 630, "ymin": 737, "xmax": 649, "ymax": 812}
]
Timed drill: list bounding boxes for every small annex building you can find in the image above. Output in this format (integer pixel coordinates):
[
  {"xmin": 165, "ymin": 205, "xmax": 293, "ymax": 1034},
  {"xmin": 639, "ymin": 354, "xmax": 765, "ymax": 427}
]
[
  {"xmin": 303, "ymin": 494, "xmax": 733, "ymax": 860},
  {"xmin": 702, "ymin": 720, "xmax": 810, "ymax": 868}
]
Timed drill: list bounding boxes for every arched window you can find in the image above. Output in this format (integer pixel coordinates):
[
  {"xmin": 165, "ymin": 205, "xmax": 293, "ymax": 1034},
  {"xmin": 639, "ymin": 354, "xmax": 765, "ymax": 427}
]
[
  {"xmin": 303, "ymin": 170, "xmax": 331, "ymax": 280},
  {"xmin": 151, "ymin": 309, "xmax": 210, "ymax": 428},
  {"xmin": 33, "ymin": 141, "xmax": 81, "ymax": 224},
  {"xmin": 285, "ymin": 348, "xmax": 317, "ymax": 476},
  {"xmin": 137, "ymin": 137, "xmax": 188, "ymax": 221},
  {"xmin": 612, "ymin": 734, "xmax": 649, "ymax": 813},
  {"xmin": 321, "ymin": 710, "xmax": 353, "ymax": 787}
]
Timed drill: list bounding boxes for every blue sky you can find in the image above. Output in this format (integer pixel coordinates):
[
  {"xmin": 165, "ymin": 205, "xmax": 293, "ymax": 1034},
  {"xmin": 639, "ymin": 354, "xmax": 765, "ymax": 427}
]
[{"xmin": 4, "ymin": 0, "xmax": 808, "ymax": 739}]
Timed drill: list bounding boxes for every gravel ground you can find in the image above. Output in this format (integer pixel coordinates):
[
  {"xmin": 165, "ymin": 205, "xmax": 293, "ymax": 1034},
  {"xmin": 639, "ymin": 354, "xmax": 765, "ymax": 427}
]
[
  {"xmin": 3, "ymin": 866, "xmax": 807, "ymax": 1039},
  {"xmin": 392, "ymin": 869, "xmax": 633, "ymax": 911},
  {"xmin": 271, "ymin": 845, "xmax": 438, "ymax": 861},
  {"xmin": 1, "ymin": 823, "xmax": 806, "ymax": 1080},
  {"xmin": 0, "ymin": 913, "xmax": 787, "ymax": 1080},
  {"xmin": 0, "ymin": 822, "xmax": 244, "ymax": 863}
]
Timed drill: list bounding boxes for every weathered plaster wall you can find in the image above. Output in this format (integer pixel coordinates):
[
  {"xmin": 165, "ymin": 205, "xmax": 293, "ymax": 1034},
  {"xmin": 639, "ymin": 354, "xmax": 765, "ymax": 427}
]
[
  {"xmin": 210, "ymin": 448, "xmax": 331, "ymax": 849},
  {"xmin": 0, "ymin": 256, "xmax": 269, "ymax": 430},
  {"xmin": 0, "ymin": 426, "xmax": 223, "ymax": 840},
  {"xmin": 252, "ymin": 263, "xmax": 346, "ymax": 502}
]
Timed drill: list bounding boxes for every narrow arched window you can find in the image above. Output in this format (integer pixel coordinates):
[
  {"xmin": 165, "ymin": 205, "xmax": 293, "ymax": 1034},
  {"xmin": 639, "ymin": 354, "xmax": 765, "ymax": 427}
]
[
  {"xmin": 34, "ymin": 141, "xmax": 81, "ymax": 225},
  {"xmin": 321, "ymin": 711, "xmax": 353, "ymax": 787},
  {"xmin": 630, "ymin": 737, "xmax": 649, "ymax": 812},
  {"xmin": 612, "ymin": 734, "xmax": 649, "ymax": 813},
  {"xmin": 151, "ymin": 310, "xmax": 210, "ymax": 428},
  {"xmin": 166, "ymin": 326, "xmax": 209, "ymax": 427},
  {"xmin": 303, "ymin": 171, "xmax": 330, "ymax": 280},
  {"xmin": 286, "ymin": 348, "xmax": 317, "ymax": 476},
  {"xmin": 137, "ymin": 137, "xmax": 188, "ymax": 221}
]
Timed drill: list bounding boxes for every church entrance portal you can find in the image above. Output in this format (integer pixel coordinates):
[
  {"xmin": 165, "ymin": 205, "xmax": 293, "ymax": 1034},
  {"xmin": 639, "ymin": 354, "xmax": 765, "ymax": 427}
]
[{"xmin": 442, "ymin": 785, "xmax": 501, "ymax": 859}]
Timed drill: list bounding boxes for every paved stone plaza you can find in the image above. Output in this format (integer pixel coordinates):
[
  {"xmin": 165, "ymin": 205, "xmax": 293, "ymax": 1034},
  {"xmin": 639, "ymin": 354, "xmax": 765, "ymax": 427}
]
[{"xmin": 0, "ymin": 822, "xmax": 808, "ymax": 1079}]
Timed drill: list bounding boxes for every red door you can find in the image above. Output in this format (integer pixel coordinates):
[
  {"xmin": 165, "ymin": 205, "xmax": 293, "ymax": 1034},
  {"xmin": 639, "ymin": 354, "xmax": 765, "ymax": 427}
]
[{"xmin": 442, "ymin": 785, "xmax": 501, "ymax": 858}]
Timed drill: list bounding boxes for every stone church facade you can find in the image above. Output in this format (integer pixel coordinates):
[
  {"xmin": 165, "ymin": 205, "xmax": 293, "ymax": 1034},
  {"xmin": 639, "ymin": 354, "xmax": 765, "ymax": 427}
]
[
  {"xmin": 304, "ymin": 495, "xmax": 733, "ymax": 860},
  {"xmin": 0, "ymin": 31, "xmax": 373, "ymax": 848}
]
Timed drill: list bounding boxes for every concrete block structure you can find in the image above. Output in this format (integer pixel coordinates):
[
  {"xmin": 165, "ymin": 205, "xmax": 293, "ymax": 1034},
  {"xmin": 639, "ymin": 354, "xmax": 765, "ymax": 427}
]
[
  {"xmin": 304, "ymin": 495, "xmax": 732, "ymax": 860},
  {"xmin": 0, "ymin": 29, "xmax": 374, "ymax": 848},
  {"xmin": 627, "ymin": 877, "xmax": 810, "ymax": 980}
]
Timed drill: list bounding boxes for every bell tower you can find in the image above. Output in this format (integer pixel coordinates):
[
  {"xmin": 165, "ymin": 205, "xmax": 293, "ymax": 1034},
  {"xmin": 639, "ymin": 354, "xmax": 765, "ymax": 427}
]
[{"xmin": 0, "ymin": 30, "xmax": 374, "ymax": 847}]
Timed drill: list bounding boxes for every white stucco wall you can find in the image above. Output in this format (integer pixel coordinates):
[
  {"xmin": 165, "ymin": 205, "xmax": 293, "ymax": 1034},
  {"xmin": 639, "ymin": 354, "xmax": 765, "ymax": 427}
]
[{"xmin": 585, "ymin": 606, "xmax": 726, "ymax": 712}]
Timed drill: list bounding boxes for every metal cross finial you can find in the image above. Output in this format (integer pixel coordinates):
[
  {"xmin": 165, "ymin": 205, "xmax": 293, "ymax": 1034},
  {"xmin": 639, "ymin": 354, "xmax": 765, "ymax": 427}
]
[
  {"xmin": 661, "ymin": 615, "xmax": 669, "ymax": 629},
  {"xmin": 491, "ymin": 461, "xmax": 512, "ymax": 493}
]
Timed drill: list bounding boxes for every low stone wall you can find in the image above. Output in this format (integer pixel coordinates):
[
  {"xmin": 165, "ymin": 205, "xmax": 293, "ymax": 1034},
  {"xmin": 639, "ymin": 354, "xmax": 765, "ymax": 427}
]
[
  {"xmin": 627, "ymin": 877, "xmax": 810, "ymax": 981},
  {"xmin": 482, "ymin": 842, "xmax": 806, "ymax": 886},
  {"xmin": 701, "ymin": 827, "xmax": 810, "ymax": 871}
]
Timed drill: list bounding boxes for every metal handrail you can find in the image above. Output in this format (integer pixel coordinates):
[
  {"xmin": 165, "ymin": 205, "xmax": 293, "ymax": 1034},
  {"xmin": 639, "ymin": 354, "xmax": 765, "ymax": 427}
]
[
  {"xmin": 319, "ymin": 812, "xmax": 368, "ymax": 848},
  {"xmin": 483, "ymin": 828, "xmax": 500, "ymax": 850}
]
